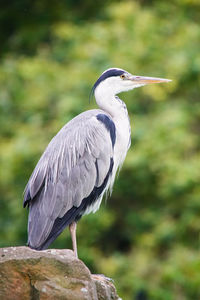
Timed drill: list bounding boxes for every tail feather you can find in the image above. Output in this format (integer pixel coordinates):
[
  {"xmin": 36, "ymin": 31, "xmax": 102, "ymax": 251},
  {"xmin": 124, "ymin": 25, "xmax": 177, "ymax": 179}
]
[{"xmin": 28, "ymin": 205, "xmax": 83, "ymax": 250}]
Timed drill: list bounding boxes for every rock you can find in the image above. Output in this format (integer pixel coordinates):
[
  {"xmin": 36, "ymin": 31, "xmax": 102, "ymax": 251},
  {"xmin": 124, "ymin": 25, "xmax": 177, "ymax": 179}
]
[{"xmin": 0, "ymin": 246, "xmax": 121, "ymax": 300}]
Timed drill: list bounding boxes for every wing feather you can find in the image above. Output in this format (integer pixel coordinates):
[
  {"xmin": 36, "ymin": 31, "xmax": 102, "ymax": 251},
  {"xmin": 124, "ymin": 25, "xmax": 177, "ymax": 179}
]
[{"xmin": 24, "ymin": 110, "xmax": 115, "ymax": 249}]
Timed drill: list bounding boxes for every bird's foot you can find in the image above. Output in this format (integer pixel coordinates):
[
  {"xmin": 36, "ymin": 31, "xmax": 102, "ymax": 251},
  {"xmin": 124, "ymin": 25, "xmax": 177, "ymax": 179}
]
[
  {"xmin": 91, "ymin": 274, "xmax": 114, "ymax": 283},
  {"xmin": 73, "ymin": 250, "xmax": 78, "ymax": 259}
]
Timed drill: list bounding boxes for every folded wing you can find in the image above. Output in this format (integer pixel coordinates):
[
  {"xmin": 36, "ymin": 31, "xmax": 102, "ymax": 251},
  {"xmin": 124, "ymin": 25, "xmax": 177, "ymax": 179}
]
[{"xmin": 24, "ymin": 110, "xmax": 115, "ymax": 250}]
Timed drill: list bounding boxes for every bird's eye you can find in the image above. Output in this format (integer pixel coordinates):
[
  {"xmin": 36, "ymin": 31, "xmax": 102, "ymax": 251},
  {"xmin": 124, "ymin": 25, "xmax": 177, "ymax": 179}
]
[{"xmin": 120, "ymin": 74, "xmax": 126, "ymax": 79}]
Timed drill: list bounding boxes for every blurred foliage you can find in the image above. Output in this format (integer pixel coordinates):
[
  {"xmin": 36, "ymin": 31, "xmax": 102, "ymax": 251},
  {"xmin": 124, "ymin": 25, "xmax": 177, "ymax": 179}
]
[{"xmin": 0, "ymin": 0, "xmax": 200, "ymax": 299}]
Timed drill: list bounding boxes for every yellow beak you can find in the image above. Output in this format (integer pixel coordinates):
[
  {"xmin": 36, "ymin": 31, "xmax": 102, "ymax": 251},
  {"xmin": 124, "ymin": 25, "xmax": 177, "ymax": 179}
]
[{"xmin": 129, "ymin": 75, "xmax": 172, "ymax": 85}]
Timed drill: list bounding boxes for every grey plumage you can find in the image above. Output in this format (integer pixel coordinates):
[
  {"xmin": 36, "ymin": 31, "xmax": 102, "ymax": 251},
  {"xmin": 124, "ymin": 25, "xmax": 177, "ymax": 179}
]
[
  {"xmin": 24, "ymin": 109, "xmax": 114, "ymax": 249},
  {"xmin": 24, "ymin": 68, "xmax": 171, "ymax": 255}
]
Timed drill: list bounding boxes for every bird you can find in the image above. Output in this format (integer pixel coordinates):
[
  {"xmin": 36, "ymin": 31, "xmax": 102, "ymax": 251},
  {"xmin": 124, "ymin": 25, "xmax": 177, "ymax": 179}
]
[{"xmin": 23, "ymin": 68, "xmax": 171, "ymax": 258}]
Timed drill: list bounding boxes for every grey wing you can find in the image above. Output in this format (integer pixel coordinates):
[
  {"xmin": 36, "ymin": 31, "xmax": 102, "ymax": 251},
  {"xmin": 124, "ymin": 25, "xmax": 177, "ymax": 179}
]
[{"xmin": 24, "ymin": 111, "xmax": 115, "ymax": 250}]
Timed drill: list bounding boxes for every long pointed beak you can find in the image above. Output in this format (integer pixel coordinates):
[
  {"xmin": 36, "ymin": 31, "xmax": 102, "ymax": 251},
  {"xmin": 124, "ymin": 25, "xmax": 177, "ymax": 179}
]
[{"xmin": 129, "ymin": 75, "xmax": 172, "ymax": 84}]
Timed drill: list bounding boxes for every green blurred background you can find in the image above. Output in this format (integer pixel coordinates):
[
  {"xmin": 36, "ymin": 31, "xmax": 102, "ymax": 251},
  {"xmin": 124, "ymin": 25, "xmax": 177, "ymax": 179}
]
[{"xmin": 0, "ymin": 0, "xmax": 200, "ymax": 299}]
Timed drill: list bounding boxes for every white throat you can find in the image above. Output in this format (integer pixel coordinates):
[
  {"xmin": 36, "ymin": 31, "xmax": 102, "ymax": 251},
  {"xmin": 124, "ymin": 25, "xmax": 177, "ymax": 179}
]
[
  {"xmin": 94, "ymin": 82, "xmax": 125, "ymax": 117},
  {"xmin": 94, "ymin": 75, "xmax": 142, "ymax": 117},
  {"xmin": 95, "ymin": 92, "xmax": 120, "ymax": 117}
]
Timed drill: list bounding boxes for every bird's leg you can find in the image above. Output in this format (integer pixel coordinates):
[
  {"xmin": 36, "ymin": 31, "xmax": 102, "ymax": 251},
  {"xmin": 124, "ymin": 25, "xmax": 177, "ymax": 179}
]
[{"xmin": 69, "ymin": 221, "xmax": 78, "ymax": 259}]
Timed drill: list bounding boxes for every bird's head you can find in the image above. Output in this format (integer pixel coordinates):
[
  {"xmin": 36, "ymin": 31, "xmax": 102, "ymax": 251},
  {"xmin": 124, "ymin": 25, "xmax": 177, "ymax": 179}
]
[{"xmin": 93, "ymin": 68, "xmax": 171, "ymax": 97}]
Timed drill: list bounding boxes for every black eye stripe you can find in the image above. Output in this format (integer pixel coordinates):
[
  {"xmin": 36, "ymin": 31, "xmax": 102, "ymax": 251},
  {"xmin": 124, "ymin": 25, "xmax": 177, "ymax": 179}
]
[{"xmin": 93, "ymin": 69, "xmax": 125, "ymax": 90}]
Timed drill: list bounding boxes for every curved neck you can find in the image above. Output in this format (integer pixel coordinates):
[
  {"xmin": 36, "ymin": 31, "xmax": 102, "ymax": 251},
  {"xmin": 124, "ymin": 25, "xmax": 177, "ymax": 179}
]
[{"xmin": 94, "ymin": 86, "xmax": 123, "ymax": 117}]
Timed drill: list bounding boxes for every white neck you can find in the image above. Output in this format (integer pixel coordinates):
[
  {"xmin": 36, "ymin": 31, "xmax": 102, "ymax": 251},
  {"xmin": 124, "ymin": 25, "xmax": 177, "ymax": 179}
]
[{"xmin": 94, "ymin": 85, "xmax": 123, "ymax": 117}]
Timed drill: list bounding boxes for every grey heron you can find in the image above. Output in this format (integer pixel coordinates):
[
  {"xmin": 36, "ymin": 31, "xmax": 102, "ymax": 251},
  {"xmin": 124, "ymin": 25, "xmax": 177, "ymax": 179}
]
[{"xmin": 23, "ymin": 68, "xmax": 171, "ymax": 258}]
